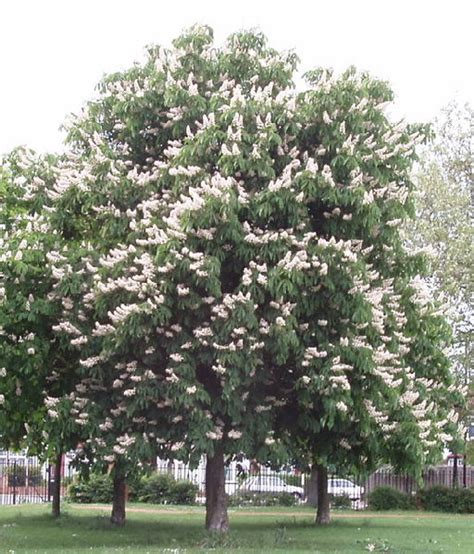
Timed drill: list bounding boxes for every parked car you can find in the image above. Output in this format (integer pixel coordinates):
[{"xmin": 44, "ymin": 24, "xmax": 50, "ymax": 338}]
[
  {"xmin": 238, "ymin": 475, "xmax": 305, "ymax": 499},
  {"xmin": 328, "ymin": 478, "xmax": 364, "ymax": 500}
]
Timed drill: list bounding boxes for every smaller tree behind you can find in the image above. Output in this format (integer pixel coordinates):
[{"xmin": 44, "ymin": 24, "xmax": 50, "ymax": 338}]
[
  {"xmin": 0, "ymin": 148, "xmax": 81, "ymax": 517},
  {"xmin": 408, "ymin": 102, "xmax": 472, "ymax": 378}
]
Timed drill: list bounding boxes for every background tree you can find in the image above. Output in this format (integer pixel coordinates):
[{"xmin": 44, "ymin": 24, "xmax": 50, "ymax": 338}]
[
  {"xmin": 408, "ymin": 102, "xmax": 472, "ymax": 377},
  {"xmin": 405, "ymin": 101, "xmax": 473, "ymax": 460},
  {"xmin": 0, "ymin": 147, "xmax": 81, "ymax": 517}
]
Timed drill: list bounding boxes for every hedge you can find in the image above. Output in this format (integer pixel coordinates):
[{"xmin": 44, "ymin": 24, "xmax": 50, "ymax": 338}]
[
  {"xmin": 367, "ymin": 486, "xmax": 414, "ymax": 510},
  {"xmin": 367, "ymin": 485, "xmax": 474, "ymax": 513},
  {"xmin": 136, "ymin": 473, "xmax": 198, "ymax": 505},
  {"xmin": 416, "ymin": 486, "xmax": 474, "ymax": 514},
  {"xmin": 68, "ymin": 473, "xmax": 114, "ymax": 503}
]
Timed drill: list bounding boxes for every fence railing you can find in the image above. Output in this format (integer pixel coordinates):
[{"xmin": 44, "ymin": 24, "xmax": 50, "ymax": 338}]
[
  {"xmin": 0, "ymin": 454, "xmax": 472, "ymax": 507},
  {"xmin": 0, "ymin": 457, "xmax": 50, "ymax": 505},
  {"xmin": 366, "ymin": 465, "xmax": 474, "ymax": 495}
]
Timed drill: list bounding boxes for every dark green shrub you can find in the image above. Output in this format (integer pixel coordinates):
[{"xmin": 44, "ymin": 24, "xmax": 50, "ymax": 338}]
[
  {"xmin": 330, "ymin": 493, "xmax": 352, "ymax": 509},
  {"xmin": 228, "ymin": 491, "xmax": 297, "ymax": 507},
  {"xmin": 68, "ymin": 473, "xmax": 113, "ymax": 503},
  {"xmin": 417, "ymin": 486, "xmax": 474, "ymax": 514},
  {"xmin": 168, "ymin": 479, "xmax": 198, "ymax": 505},
  {"xmin": 367, "ymin": 486, "xmax": 413, "ymax": 510},
  {"xmin": 137, "ymin": 473, "xmax": 174, "ymax": 503},
  {"xmin": 455, "ymin": 488, "xmax": 474, "ymax": 513},
  {"xmin": 137, "ymin": 473, "xmax": 197, "ymax": 505}
]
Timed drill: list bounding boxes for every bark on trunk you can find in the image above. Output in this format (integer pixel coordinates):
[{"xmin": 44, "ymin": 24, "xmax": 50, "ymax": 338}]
[
  {"xmin": 462, "ymin": 455, "xmax": 467, "ymax": 488},
  {"xmin": 205, "ymin": 444, "xmax": 229, "ymax": 532},
  {"xmin": 51, "ymin": 452, "xmax": 62, "ymax": 518},
  {"xmin": 306, "ymin": 465, "xmax": 319, "ymax": 507},
  {"xmin": 110, "ymin": 468, "xmax": 126, "ymax": 527},
  {"xmin": 452, "ymin": 455, "xmax": 458, "ymax": 488},
  {"xmin": 315, "ymin": 464, "xmax": 330, "ymax": 524}
]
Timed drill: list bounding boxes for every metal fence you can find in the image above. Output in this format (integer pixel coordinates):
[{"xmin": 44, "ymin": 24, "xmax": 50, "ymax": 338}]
[
  {"xmin": 0, "ymin": 456, "xmax": 51, "ymax": 505},
  {"xmin": 0, "ymin": 454, "xmax": 472, "ymax": 507},
  {"xmin": 366, "ymin": 464, "xmax": 474, "ymax": 496},
  {"xmin": 158, "ymin": 460, "xmax": 474, "ymax": 507},
  {"xmin": 156, "ymin": 460, "xmax": 306, "ymax": 503}
]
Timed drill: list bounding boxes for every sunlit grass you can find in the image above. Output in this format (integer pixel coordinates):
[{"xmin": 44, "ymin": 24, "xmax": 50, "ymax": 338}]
[{"xmin": 0, "ymin": 503, "xmax": 472, "ymax": 553}]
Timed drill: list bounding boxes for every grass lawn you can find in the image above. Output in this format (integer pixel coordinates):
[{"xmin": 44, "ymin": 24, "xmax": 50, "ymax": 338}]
[{"xmin": 0, "ymin": 503, "xmax": 472, "ymax": 553}]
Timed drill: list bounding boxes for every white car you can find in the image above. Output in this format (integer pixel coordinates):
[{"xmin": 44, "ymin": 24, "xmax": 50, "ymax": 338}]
[
  {"xmin": 328, "ymin": 478, "xmax": 364, "ymax": 500},
  {"xmin": 238, "ymin": 475, "xmax": 305, "ymax": 499}
]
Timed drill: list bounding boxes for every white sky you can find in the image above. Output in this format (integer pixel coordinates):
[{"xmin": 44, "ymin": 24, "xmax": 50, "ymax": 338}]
[{"xmin": 1, "ymin": 0, "xmax": 472, "ymax": 155}]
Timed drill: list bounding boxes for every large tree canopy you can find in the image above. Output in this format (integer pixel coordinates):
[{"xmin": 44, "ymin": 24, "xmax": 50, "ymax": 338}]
[{"xmin": 1, "ymin": 26, "xmax": 464, "ymax": 531}]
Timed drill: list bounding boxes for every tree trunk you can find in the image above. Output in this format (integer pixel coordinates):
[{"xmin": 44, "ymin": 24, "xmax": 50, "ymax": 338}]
[
  {"xmin": 110, "ymin": 467, "xmax": 126, "ymax": 527},
  {"xmin": 452, "ymin": 455, "xmax": 458, "ymax": 488},
  {"xmin": 306, "ymin": 465, "xmax": 318, "ymax": 507},
  {"xmin": 315, "ymin": 464, "xmax": 330, "ymax": 524},
  {"xmin": 51, "ymin": 452, "xmax": 62, "ymax": 518},
  {"xmin": 462, "ymin": 454, "xmax": 467, "ymax": 488},
  {"xmin": 205, "ymin": 444, "xmax": 229, "ymax": 532}
]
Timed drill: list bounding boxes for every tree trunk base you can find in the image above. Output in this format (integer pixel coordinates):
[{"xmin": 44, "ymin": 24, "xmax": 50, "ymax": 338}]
[
  {"xmin": 315, "ymin": 511, "xmax": 331, "ymax": 525},
  {"xmin": 110, "ymin": 514, "xmax": 126, "ymax": 526},
  {"xmin": 315, "ymin": 464, "xmax": 330, "ymax": 525},
  {"xmin": 110, "ymin": 471, "xmax": 126, "ymax": 527},
  {"xmin": 205, "ymin": 445, "xmax": 229, "ymax": 532},
  {"xmin": 51, "ymin": 452, "xmax": 62, "ymax": 519}
]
